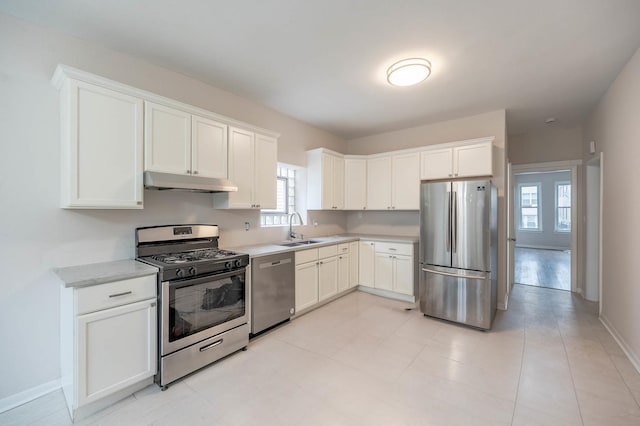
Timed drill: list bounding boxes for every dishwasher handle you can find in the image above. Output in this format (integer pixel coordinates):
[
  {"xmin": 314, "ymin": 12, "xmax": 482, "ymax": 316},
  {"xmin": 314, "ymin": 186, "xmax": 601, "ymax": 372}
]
[{"xmin": 258, "ymin": 257, "xmax": 293, "ymax": 269}]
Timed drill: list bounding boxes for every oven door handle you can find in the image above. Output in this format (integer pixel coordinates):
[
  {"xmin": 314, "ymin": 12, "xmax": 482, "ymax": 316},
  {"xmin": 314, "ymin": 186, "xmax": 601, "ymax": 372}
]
[{"xmin": 163, "ymin": 267, "xmax": 246, "ymax": 288}]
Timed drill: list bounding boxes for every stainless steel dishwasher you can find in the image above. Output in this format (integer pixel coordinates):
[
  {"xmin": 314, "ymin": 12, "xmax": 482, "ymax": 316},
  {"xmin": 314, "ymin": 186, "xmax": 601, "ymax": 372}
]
[{"xmin": 251, "ymin": 252, "xmax": 295, "ymax": 334}]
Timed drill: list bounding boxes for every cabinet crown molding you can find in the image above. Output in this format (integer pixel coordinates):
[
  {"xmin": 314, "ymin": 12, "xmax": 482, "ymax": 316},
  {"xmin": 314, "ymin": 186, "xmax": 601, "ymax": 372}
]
[{"xmin": 51, "ymin": 64, "xmax": 280, "ymax": 138}]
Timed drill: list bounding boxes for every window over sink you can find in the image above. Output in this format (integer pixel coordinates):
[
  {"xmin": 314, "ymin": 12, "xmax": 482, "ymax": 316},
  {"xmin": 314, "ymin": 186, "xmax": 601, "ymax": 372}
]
[{"xmin": 261, "ymin": 164, "xmax": 300, "ymax": 227}]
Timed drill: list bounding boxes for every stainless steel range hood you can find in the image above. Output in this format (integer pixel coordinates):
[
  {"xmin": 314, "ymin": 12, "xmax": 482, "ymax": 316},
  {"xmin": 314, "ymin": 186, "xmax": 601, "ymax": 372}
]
[{"xmin": 144, "ymin": 171, "xmax": 238, "ymax": 193}]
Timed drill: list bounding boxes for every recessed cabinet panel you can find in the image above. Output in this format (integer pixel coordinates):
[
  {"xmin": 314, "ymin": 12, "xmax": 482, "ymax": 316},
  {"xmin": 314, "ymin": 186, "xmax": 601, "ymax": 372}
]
[
  {"xmin": 224, "ymin": 127, "xmax": 255, "ymax": 208},
  {"xmin": 318, "ymin": 257, "xmax": 338, "ymax": 302},
  {"xmin": 455, "ymin": 142, "xmax": 493, "ymax": 178},
  {"xmin": 393, "ymin": 255, "xmax": 414, "ymax": 295},
  {"xmin": 374, "ymin": 253, "xmax": 394, "ymax": 291},
  {"xmin": 420, "ymin": 148, "xmax": 453, "ymax": 180},
  {"xmin": 348, "ymin": 241, "xmax": 359, "ymax": 287},
  {"xmin": 337, "ymin": 254, "xmax": 350, "ymax": 292},
  {"xmin": 295, "ymin": 262, "xmax": 319, "ymax": 312},
  {"xmin": 78, "ymin": 299, "xmax": 156, "ymax": 405},
  {"xmin": 254, "ymin": 134, "xmax": 278, "ymax": 209},
  {"xmin": 191, "ymin": 116, "xmax": 228, "ymax": 178},
  {"xmin": 358, "ymin": 241, "xmax": 375, "ymax": 287},
  {"xmin": 344, "ymin": 158, "xmax": 367, "ymax": 210},
  {"xmin": 62, "ymin": 80, "xmax": 143, "ymax": 208},
  {"xmin": 367, "ymin": 157, "xmax": 392, "ymax": 210},
  {"xmin": 391, "ymin": 153, "xmax": 420, "ymax": 210},
  {"xmin": 144, "ymin": 102, "xmax": 191, "ymax": 175}
]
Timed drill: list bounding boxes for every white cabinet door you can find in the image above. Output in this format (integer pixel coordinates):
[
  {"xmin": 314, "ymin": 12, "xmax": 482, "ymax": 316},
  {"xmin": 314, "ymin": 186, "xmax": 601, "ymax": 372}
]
[
  {"xmin": 295, "ymin": 262, "xmax": 318, "ymax": 312},
  {"xmin": 348, "ymin": 241, "xmax": 359, "ymax": 288},
  {"xmin": 332, "ymin": 156, "xmax": 345, "ymax": 209},
  {"xmin": 77, "ymin": 298, "xmax": 156, "ymax": 406},
  {"xmin": 191, "ymin": 115, "xmax": 228, "ymax": 178},
  {"xmin": 392, "ymin": 152, "xmax": 420, "ymax": 210},
  {"xmin": 62, "ymin": 81, "xmax": 144, "ymax": 209},
  {"xmin": 254, "ymin": 133, "xmax": 278, "ymax": 209},
  {"xmin": 455, "ymin": 142, "xmax": 492, "ymax": 178},
  {"xmin": 344, "ymin": 158, "xmax": 367, "ymax": 210},
  {"xmin": 318, "ymin": 257, "xmax": 338, "ymax": 302},
  {"xmin": 320, "ymin": 153, "xmax": 334, "ymax": 209},
  {"xmin": 393, "ymin": 255, "xmax": 414, "ymax": 296},
  {"xmin": 374, "ymin": 253, "xmax": 394, "ymax": 291},
  {"xmin": 367, "ymin": 156, "xmax": 392, "ymax": 210},
  {"xmin": 337, "ymin": 254, "xmax": 350, "ymax": 293},
  {"xmin": 225, "ymin": 127, "xmax": 255, "ymax": 208},
  {"xmin": 358, "ymin": 241, "xmax": 375, "ymax": 287},
  {"xmin": 420, "ymin": 148, "xmax": 453, "ymax": 180},
  {"xmin": 144, "ymin": 101, "xmax": 191, "ymax": 175}
]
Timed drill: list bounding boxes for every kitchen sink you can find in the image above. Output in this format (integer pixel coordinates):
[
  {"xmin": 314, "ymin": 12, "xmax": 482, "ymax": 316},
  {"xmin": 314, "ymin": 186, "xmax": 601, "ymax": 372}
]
[{"xmin": 278, "ymin": 240, "xmax": 321, "ymax": 247}]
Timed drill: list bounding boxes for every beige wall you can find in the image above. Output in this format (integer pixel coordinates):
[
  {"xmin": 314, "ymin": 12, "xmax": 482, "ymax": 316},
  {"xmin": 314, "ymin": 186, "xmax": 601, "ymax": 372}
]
[
  {"xmin": 509, "ymin": 126, "xmax": 583, "ymax": 165},
  {"xmin": 345, "ymin": 110, "xmax": 509, "ymax": 308},
  {"xmin": 0, "ymin": 13, "xmax": 347, "ymax": 401},
  {"xmin": 583, "ymin": 47, "xmax": 640, "ymax": 368}
]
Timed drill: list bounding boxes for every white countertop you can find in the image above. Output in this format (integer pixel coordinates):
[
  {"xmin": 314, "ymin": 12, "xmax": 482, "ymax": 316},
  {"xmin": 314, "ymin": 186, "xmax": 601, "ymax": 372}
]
[
  {"xmin": 229, "ymin": 233, "xmax": 418, "ymax": 258},
  {"xmin": 55, "ymin": 259, "xmax": 158, "ymax": 288}
]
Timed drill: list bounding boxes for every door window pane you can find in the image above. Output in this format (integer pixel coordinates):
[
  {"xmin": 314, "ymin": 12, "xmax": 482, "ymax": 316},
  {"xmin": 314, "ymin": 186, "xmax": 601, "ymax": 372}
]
[
  {"xmin": 556, "ymin": 182, "xmax": 571, "ymax": 232},
  {"xmin": 519, "ymin": 184, "xmax": 541, "ymax": 230}
]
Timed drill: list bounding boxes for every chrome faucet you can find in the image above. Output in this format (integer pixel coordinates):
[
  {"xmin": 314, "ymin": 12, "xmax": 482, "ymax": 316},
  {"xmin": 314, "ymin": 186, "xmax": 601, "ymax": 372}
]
[{"xmin": 288, "ymin": 212, "xmax": 304, "ymax": 240}]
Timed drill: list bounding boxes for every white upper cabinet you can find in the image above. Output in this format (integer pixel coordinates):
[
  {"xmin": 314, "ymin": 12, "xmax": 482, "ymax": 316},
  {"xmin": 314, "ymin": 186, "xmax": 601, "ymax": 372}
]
[
  {"xmin": 213, "ymin": 127, "xmax": 277, "ymax": 209},
  {"xmin": 391, "ymin": 152, "xmax": 420, "ymax": 210},
  {"xmin": 366, "ymin": 156, "xmax": 392, "ymax": 210},
  {"xmin": 367, "ymin": 153, "xmax": 419, "ymax": 210},
  {"xmin": 144, "ymin": 101, "xmax": 228, "ymax": 178},
  {"xmin": 56, "ymin": 77, "xmax": 144, "ymax": 209},
  {"xmin": 344, "ymin": 157, "xmax": 367, "ymax": 210},
  {"xmin": 144, "ymin": 102, "xmax": 191, "ymax": 175},
  {"xmin": 421, "ymin": 140, "xmax": 493, "ymax": 180},
  {"xmin": 307, "ymin": 149, "xmax": 345, "ymax": 210},
  {"xmin": 191, "ymin": 115, "xmax": 228, "ymax": 178}
]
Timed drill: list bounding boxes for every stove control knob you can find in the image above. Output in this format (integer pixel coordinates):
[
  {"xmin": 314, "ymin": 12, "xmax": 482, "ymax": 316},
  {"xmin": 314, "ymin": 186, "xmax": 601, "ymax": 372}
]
[
  {"xmin": 175, "ymin": 268, "xmax": 184, "ymax": 278},
  {"xmin": 235, "ymin": 259, "xmax": 243, "ymax": 268},
  {"xmin": 188, "ymin": 267, "xmax": 196, "ymax": 276},
  {"xmin": 225, "ymin": 261, "xmax": 233, "ymax": 270}
]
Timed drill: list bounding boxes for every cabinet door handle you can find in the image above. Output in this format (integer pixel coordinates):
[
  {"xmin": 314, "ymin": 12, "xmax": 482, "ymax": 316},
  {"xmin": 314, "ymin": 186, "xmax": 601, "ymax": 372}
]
[
  {"xmin": 193, "ymin": 170, "xmax": 198, "ymax": 175},
  {"xmin": 109, "ymin": 291, "xmax": 132, "ymax": 298},
  {"xmin": 186, "ymin": 170, "xmax": 191, "ymax": 174},
  {"xmin": 199, "ymin": 339, "xmax": 223, "ymax": 352},
  {"xmin": 389, "ymin": 248, "xmax": 396, "ymax": 251}
]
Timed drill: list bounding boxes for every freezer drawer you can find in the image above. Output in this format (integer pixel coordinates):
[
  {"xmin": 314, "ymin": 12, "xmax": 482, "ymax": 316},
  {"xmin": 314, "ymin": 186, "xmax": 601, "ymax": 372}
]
[{"xmin": 419, "ymin": 266, "xmax": 496, "ymax": 329}]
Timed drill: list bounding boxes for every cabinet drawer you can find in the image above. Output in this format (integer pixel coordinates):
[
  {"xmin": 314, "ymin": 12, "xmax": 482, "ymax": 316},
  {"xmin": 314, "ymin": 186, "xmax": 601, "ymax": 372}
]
[
  {"xmin": 374, "ymin": 242, "xmax": 413, "ymax": 256},
  {"xmin": 77, "ymin": 275, "xmax": 157, "ymax": 315},
  {"xmin": 296, "ymin": 248, "xmax": 318, "ymax": 265},
  {"xmin": 337, "ymin": 243, "xmax": 350, "ymax": 254},
  {"xmin": 318, "ymin": 244, "xmax": 338, "ymax": 259}
]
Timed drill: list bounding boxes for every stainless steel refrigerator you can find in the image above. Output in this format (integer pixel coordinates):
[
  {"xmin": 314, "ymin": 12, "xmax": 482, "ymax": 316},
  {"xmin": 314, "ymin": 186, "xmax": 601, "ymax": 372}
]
[{"xmin": 419, "ymin": 179, "xmax": 497, "ymax": 329}]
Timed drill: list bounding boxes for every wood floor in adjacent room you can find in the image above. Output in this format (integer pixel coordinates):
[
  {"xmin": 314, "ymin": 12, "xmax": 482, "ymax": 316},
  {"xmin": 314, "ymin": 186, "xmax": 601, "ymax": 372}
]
[
  {"xmin": 2, "ymin": 286, "xmax": 639, "ymax": 425},
  {"xmin": 515, "ymin": 247, "xmax": 571, "ymax": 291}
]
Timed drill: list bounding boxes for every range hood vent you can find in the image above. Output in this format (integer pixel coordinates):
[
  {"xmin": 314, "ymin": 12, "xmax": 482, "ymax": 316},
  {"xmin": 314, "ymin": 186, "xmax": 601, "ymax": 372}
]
[{"xmin": 144, "ymin": 171, "xmax": 238, "ymax": 193}]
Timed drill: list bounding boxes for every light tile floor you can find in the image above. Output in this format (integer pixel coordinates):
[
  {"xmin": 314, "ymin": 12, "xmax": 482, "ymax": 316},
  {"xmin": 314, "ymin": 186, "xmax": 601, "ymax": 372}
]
[{"xmin": 2, "ymin": 285, "xmax": 640, "ymax": 425}]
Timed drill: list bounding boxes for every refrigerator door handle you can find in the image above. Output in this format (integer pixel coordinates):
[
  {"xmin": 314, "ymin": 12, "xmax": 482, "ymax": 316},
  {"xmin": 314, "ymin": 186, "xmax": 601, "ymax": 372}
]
[
  {"xmin": 453, "ymin": 191, "xmax": 458, "ymax": 253},
  {"xmin": 422, "ymin": 267, "xmax": 486, "ymax": 280},
  {"xmin": 446, "ymin": 191, "xmax": 451, "ymax": 253}
]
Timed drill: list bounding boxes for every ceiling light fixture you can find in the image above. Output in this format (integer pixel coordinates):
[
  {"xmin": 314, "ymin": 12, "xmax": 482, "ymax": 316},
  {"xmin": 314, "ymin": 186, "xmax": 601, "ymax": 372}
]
[{"xmin": 387, "ymin": 58, "xmax": 431, "ymax": 86}]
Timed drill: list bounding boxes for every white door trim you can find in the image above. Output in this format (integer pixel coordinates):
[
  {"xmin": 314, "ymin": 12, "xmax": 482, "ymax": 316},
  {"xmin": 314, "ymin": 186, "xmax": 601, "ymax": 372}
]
[{"xmin": 511, "ymin": 160, "xmax": 580, "ymax": 294}]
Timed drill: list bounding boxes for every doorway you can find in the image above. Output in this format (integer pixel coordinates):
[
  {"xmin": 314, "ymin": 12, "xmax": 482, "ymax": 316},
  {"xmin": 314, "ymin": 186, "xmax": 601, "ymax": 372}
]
[{"xmin": 509, "ymin": 162, "xmax": 579, "ymax": 294}]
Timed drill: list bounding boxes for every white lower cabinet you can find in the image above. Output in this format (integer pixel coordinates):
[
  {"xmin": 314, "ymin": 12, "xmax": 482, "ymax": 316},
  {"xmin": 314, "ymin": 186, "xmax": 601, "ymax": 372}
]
[
  {"xmin": 60, "ymin": 275, "xmax": 157, "ymax": 421},
  {"xmin": 348, "ymin": 241, "xmax": 359, "ymax": 288},
  {"xmin": 318, "ymin": 256, "xmax": 338, "ymax": 302},
  {"xmin": 358, "ymin": 241, "xmax": 376, "ymax": 288},
  {"xmin": 294, "ymin": 243, "xmax": 356, "ymax": 313},
  {"xmin": 358, "ymin": 240, "xmax": 416, "ymax": 299}
]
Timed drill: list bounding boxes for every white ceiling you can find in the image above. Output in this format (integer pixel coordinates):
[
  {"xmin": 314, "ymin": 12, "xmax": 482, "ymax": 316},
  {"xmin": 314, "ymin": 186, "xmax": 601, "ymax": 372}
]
[{"xmin": 2, "ymin": 0, "xmax": 640, "ymax": 139}]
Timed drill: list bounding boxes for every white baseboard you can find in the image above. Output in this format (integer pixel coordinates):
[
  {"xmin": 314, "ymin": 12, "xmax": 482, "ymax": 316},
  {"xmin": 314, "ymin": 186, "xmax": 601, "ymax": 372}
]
[
  {"xmin": 600, "ymin": 314, "xmax": 640, "ymax": 374},
  {"xmin": 0, "ymin": 378, "xmax": 61, "ymax": 414}
]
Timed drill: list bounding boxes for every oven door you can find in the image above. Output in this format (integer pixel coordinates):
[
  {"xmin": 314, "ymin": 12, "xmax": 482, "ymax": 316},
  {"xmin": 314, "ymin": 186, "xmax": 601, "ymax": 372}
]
[{"xmin": 160, "ymin": 268, "xmax": 247, "ymax": 356}]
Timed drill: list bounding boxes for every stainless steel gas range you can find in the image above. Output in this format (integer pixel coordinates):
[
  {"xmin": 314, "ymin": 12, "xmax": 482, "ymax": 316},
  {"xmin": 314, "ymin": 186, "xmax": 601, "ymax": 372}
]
[{"xmin": 135, "ymin": 224, "xmax": 249, "ymax": 388}]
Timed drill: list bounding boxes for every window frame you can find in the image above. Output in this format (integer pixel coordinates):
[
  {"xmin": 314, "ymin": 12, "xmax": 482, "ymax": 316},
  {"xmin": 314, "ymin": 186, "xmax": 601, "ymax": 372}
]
[
  {"xmin": 554, "ymin": 180, "xmax": 571, "ymax": 233},
  {"xmin": 518, "ymin": 182, "xmax": 542, "ymax": 232},
  {"xmin": 260, "ymin": 165, "xmax": 298, "ymax": 227}
]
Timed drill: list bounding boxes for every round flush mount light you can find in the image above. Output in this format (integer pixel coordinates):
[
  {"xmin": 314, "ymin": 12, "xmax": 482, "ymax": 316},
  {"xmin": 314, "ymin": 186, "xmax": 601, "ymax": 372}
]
[{"xmin": 386, "ymin": 58, "xmax": 431, "ymax": 86}]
